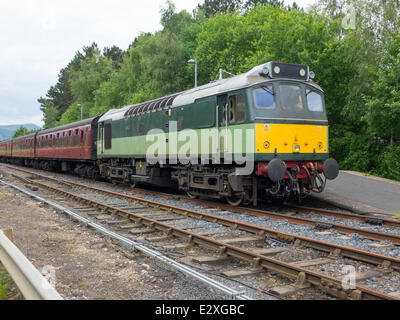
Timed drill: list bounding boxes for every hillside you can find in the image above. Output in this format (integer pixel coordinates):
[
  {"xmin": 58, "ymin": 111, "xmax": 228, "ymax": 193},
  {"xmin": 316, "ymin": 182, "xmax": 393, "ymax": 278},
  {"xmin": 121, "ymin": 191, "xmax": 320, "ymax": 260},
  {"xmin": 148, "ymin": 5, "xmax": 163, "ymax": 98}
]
[{"xmin": 0, "ymin": 124, "xmax": 41, "ymax": 141}]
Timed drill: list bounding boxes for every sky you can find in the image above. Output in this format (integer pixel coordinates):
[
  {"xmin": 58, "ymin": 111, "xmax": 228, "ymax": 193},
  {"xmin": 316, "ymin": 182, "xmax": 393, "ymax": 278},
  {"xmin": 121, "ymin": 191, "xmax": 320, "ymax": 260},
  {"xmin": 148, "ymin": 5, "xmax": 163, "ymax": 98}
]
[{"xmin": 0, "ymin": 0, "xmax": 317, "ymax": 127}]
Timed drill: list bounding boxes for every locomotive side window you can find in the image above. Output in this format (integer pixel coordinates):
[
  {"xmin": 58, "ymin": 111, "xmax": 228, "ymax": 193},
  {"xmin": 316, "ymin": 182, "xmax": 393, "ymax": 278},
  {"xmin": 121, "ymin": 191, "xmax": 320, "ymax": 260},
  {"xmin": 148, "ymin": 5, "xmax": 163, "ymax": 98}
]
[
  {"xmin": 306, "ymin": 90, "xmax": 324, "ymax": 112},
  {"xmin": 254, "ymin": 87, "xmax": 276, "ymax": 109},
  {"xmin": 105, "ymin": 123, "xmax": 112, "ymax": 150},
  {"xmin": 280, "ymin": 85, "xmax": 304, "ymax": 111},
  {"xmin": 229, "ymin": 94, "xmax": 246, "ymax": 123}
]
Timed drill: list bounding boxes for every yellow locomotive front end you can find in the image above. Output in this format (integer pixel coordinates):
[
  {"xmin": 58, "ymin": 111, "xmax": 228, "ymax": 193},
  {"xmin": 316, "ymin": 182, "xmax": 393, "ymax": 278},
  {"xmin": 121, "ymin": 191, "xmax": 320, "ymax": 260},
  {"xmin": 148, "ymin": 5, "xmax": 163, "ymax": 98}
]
[{"xmin": 249, "ymin": 62, "xmax": 339, "ymax": 202}]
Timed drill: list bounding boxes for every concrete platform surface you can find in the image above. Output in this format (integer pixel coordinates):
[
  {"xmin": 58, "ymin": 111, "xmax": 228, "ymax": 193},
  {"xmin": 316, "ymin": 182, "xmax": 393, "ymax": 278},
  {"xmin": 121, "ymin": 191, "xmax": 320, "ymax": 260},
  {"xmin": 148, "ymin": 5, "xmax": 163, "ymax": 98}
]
[{"xmin": 312, "ymin": 171, "xmax": 400, "ymax": 216}]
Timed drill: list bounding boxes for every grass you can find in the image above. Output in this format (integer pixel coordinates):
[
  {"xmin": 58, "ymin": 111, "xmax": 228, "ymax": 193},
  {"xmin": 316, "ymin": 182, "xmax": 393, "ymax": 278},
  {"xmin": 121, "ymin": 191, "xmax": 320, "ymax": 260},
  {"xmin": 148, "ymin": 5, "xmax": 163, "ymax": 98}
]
[{"xmin": 0, "ymin": 264, "xmax": 22, "ymax": 300}]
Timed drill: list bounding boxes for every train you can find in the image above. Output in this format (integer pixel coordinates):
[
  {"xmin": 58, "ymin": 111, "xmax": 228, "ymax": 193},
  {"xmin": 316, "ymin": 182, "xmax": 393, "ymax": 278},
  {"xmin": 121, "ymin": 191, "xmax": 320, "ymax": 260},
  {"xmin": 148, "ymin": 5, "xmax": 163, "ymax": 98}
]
[{"xmin": 0, "ymin": 61, "xmax": 339, "ymax": 206}]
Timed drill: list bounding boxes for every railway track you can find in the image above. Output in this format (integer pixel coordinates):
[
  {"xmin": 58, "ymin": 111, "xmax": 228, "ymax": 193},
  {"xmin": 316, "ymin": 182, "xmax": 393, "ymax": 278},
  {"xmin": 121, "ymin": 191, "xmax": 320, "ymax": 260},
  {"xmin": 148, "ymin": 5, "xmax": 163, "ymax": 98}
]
[
  {"xmin": 2, "ymin": 165, "xmax": 400, "ymax": 300},
  {"xmin": 6, "ymin": 165, "xmax": 400, "ymax": 246}
]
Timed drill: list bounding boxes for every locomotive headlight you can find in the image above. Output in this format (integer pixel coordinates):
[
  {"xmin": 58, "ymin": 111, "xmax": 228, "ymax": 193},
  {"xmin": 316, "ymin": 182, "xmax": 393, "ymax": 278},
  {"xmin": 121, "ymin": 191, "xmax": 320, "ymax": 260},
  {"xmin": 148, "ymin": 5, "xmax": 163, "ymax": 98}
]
[
  {"xmin": 294, "ymin": 145, "xmax": 301, "ymax": 153},
  {"xmin": 261, "ymin": 66, "xmax": 270, "ymax": 77},
  {"xmin": 309, "ymin": 71, "xmax": 316, "ymax": 80},
  {"xmin": 299, "ymin": 69, "xmax": 306, "ymax": 77},
  {"xmin": 274, "ymin": 66, "xmax": 281, "ymax": 74}
]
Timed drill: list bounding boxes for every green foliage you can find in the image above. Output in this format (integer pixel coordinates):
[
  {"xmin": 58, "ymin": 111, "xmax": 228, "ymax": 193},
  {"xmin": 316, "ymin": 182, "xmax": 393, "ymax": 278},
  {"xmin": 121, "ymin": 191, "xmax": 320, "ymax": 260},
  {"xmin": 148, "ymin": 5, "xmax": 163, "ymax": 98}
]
[
  {"xmin": 12, "ymin": 126, "xmax": 39, "ymax": 138},
  {"xmin": 197, "ymin": 0, "xmax": 243, "ymax": 18},
  {"xmin": 0, "ymin": 265, "xmax": 22, "ymax": 300},
  {"xmin": 364, "ymin": 35, "xmax": 400, "ymax": 146},
  {"xmin": 161, "ymin": 1, "xmax": 195, "ymax": 35}
]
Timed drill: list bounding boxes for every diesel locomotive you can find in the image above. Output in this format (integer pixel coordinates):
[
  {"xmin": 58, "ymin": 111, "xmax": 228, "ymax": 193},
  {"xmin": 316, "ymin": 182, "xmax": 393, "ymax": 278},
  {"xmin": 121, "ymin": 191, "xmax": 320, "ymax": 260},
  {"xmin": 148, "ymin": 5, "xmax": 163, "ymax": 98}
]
[{"xmin": 0, "ymin": 61, "xmax": 339, "ymax": 206}]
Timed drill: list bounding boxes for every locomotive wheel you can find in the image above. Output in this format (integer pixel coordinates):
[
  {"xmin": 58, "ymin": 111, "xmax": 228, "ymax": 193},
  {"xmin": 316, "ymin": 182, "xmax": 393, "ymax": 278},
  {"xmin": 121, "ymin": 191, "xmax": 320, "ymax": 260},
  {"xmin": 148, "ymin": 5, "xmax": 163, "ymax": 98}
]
[
  {"xmin": 225, "ymin": 194, "xmax": 244, "ymax": 207},
  {"xmin": 187, "ymin": 191, "xmax": 198, "ymax": 199}
]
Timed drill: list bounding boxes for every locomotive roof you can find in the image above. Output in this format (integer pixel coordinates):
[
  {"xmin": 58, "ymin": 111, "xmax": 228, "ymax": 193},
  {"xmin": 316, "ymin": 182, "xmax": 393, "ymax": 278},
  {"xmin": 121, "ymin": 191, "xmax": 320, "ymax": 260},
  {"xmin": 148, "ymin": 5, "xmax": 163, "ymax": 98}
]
[{"xmin": 98, "ymin": 62, "xmax": 323, "ymax": 123}]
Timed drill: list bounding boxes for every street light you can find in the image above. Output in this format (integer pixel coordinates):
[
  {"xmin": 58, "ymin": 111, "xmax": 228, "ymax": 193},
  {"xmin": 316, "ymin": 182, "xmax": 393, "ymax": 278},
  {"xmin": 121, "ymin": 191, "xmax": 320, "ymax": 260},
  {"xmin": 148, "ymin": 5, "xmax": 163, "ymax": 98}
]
[
  {"xmin": 78, "ymin": 104, "xmax": 82, "ymax": 120},
  {"xmin": 188, "ymin": 59, "xmax": 198, "ymax": 88}
]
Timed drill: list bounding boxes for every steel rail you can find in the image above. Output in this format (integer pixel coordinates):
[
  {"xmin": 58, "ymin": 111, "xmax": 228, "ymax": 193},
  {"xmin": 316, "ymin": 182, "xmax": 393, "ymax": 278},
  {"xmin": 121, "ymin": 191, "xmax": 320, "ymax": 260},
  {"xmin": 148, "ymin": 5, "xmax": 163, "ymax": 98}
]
[
  {"xmin": 188, "ymin": 200, "xmax": 400, "ymax": 245},
  {"xmin": 9, "ymin": 175, "xmax": 400, "ymax": 300},
  {"xmin": 284, "ymin": 204, "xmax": 400, "ymax": 228},
  {"xmin": 9, "ymin": 170, "xmax": 400, "ymax": 272},
  {"xmin": 7, "ymin": 165, "xmax": 400, "ymax": 246},
  {"xmin": 0, "ymin": 230, "xmax": 63, "ymax": 300},
  {"xmin": 0, "ymin": 179, "xmax": 254, "ymax": 301}
]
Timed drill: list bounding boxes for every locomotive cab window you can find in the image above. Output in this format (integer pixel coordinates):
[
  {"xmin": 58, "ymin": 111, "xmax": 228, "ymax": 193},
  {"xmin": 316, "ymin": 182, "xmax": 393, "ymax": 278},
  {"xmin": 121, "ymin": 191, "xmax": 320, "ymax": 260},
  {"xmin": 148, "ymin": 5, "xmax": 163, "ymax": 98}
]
[
  {"xmin": 254, "ymin": 86, "xmax": 276, "ymax": 109},
  {"xmin": 279, "ymin": 85, "xmax": 304, "ymax": 111},
  {"xmin": 306, "ymin": 90, "xmax": 324, "ymax": 112}
]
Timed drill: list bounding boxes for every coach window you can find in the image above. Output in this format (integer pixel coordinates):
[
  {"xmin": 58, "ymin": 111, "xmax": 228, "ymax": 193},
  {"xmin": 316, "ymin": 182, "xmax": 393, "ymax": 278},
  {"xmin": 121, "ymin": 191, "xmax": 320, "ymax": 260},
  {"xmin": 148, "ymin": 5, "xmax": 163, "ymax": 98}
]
[
  {"xmin": 50, "ymin": 135, "xmax": 53, "ymax": 148},
  {"xmin": 74, "ymin": 129, "xmax": 79, "ymax": 146},
  {"xmin": 80, "ymin": 130, "xmax": 84, "ymax": 145},
  {"xmin": 68, "ymin": 131, "xmax": 72, "ymax": 147},
  {"xmin": 85, "ymin": 128, "xmax": 89, "ymax": 146},
  {"xmin": 105, "ymin": 123, "xmax": 112, "ymax": 149},
  {"xmin": 56, "ymin": 133, "xmax": 60, "ymax": 148}
]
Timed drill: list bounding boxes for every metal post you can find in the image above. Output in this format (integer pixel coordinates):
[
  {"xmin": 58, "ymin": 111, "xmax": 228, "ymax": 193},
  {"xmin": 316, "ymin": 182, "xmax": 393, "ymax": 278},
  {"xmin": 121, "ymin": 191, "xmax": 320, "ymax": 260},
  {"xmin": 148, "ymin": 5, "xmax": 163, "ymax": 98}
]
[
  {"xmin": 195, "ymin": 61, "xmax": 198, "ymax": 88},
  {"xmin": 188, "ymin": 60, "xmax": 198, "ymax": 88}
]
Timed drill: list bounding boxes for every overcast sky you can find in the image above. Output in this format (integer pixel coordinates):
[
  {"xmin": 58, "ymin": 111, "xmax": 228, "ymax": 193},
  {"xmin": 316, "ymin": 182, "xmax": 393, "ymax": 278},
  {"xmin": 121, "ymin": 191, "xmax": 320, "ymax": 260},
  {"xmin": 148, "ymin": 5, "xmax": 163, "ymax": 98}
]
[{"xmin": 0, "ymin": 0, "xmax": 316, "ymax": 127}]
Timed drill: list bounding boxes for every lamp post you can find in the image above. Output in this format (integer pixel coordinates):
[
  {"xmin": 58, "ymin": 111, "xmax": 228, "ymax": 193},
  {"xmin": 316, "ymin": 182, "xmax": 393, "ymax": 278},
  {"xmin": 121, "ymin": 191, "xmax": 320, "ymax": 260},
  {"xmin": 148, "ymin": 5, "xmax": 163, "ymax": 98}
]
[
  {"xmin": 78, "ymin": 104, "xmax": 82, "ymax": 120},
  {"xmin": 188, "ymin": 59, "xmax": 198, "ymax": 88}
]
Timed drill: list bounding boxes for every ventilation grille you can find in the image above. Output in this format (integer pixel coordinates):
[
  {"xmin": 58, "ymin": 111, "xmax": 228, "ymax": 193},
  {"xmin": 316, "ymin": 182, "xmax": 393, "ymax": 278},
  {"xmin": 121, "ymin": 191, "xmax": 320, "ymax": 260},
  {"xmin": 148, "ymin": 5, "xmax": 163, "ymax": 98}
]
[{"xmin": 124, "ymin": 93, "xmax": 180, "ymax": 118}]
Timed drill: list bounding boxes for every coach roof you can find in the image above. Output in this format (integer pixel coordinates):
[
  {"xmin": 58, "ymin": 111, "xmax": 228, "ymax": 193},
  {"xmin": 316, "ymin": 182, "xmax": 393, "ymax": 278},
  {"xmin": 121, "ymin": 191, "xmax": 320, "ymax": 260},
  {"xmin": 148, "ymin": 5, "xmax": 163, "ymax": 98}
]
[{"xmin": 38, "ymin": 117, "xmax": 97, "ymax": 136}]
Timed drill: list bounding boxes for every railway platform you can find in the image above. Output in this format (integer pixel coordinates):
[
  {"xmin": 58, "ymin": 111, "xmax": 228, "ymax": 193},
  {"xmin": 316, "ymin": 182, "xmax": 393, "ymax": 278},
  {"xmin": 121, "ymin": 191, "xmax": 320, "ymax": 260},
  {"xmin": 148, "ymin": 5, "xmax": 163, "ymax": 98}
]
[{"xmin": 311, "ymin": 171, "xmax": 400, "ymax": 217}]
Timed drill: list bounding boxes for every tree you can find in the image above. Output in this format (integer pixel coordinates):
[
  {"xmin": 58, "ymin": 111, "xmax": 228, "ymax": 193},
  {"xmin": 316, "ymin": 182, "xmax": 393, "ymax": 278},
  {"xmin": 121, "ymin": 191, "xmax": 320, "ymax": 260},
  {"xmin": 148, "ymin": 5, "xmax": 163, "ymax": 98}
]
[
  {"xmin": 38, "ymin": 42, "xmax": 99, "ymax": 128},
  {"xmin": 160, "ymin": 1, "xmax": 194, "ymax": 35},
  {"xmin": 197, "ymin": 0, "xmax": 243, "ymax": 18},
  {"xmin": 12, "ymin": 126, "xmax": 39, "ymax": 138},
  {"xmin": 364, "ymin": 34, "xmax": 400, "ymax": 146},
  {"xmin": 103, "ymin": 45, "xmax": 124, "ymax": 70},
  {"xmin": 58, "ymin": 49, "xmax": 113, "ymax": 125},
  {"xmin": 243, "ymin": 0, "xmax": 284, "ymax": 10}
]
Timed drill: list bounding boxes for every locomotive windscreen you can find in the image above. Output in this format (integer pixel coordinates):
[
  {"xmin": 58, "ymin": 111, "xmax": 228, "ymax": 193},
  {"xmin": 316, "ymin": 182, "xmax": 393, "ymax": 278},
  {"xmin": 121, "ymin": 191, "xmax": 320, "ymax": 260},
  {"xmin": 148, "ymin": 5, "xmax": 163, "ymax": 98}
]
[{"xmin": 270, "ymin": 62, "xmax": 309, "ymax": 81}]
